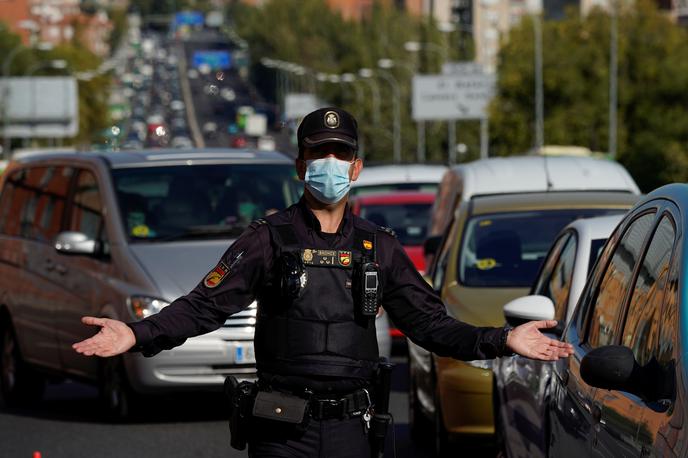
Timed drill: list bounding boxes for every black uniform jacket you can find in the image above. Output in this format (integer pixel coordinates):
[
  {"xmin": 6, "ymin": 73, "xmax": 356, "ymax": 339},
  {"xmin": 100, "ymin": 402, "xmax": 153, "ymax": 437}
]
[{"xmin": 128, "ymin": 198, "xmax": 509, "ymax": 367}]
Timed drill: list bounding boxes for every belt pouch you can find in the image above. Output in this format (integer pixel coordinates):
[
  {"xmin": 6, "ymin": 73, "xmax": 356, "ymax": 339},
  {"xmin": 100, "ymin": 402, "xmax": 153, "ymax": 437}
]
[{"xmin": 252, "ymin": 391, "xmax": 308, "ymax": 424}]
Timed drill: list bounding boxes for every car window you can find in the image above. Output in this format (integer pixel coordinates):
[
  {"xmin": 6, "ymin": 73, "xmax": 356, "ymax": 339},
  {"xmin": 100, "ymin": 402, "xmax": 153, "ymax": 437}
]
[
  {"xmin": 532, "ymin": 232, "xmax": 571, "ymax": 296},
  {"xmin": 588, "ymin": 238, "xmax": 607, "ymax": 273},
  {"xmin": 359, "ymin": 202, "xmax": 431, "ymax": 245},
  {"xmin": 432, "ymin": 214, "xmax": 460, "ymax": 291},
  {"xmin": 543, "ymin": 234, "xmax": 577, "ymax": 322},
  {"xmin": 621, "ymin": 216, "xmax": 675, "ymax": 366},
  {"xmin": 0, "ymin": 167, "xmax": 72, "ymax": 241},
  {"xmin": 458, "ymin": 209, "xmax": 621, "ymax": 288},
  {"xmin": 587, "ymin": 212, "xmax": 656, "ymax": 349},
  {"xmin": 111, "ymin": 164, "xmax": 301, "ymax": 241},
  {"xmin": 658, "ymin": 253, "xmax": 679, "ymax": 366},
  {"xmin": 69, "ymin": 170, "xmax": 106, "ymax": 243},
  {"xmin": 0, "ymin": 169, "xmax": 21, "ymax": 236}
]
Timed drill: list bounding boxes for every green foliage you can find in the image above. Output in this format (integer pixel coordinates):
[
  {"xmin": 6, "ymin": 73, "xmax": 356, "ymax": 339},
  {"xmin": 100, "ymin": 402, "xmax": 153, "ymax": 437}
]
[
  {"xmin": 48, "ymin": 43, "xmax": 112, "ymax": 146},
  {"xmin": 490, "ymin": 0, "xmax": 688, "ymax": 191},
  {"xmin": 108, "ymin": 7, "xmax": 129, "ymax": 52},
  {"xmin": 230, "ymin": 0, "xmax": 458, "ymax": 163}
]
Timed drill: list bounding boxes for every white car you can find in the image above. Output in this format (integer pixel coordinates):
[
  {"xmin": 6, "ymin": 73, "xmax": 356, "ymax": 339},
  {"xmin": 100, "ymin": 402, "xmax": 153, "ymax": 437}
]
[
  {"xmin": 350, "ymin": 164, "xmax": 446, "ymax": 197},
  {"xmin": 492, "ymin": 214, "xmax": 625, "ymax": 458}
]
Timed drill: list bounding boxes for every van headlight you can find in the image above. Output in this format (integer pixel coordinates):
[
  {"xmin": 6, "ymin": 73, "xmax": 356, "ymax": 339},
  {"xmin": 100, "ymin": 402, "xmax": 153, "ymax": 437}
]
[
  {"xmin": 128, "ymin": 296, "xmax": 170, "ymax": 320},
  {"xmin": 466, "ymin": 359, "xmax": 493, "ymax": 370}
]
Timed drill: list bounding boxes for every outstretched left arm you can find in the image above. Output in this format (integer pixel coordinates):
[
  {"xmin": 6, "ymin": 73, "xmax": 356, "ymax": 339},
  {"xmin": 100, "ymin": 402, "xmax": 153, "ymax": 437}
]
[{"xmin": 506, "ymin": 320, "xmax": 573, "ymax": 360}]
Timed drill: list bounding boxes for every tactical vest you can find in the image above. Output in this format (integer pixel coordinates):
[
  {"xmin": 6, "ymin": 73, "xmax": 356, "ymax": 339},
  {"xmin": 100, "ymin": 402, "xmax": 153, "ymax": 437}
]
[{"xmin": 254, "ymin": 217, "xmax": 380, "ymax": 379}]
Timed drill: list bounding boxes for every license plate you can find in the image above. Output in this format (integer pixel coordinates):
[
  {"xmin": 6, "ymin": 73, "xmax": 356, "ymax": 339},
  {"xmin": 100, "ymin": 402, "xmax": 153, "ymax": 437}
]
[{"xmin": 234, "ymin": 342, "xmax": 255, "ymax": 364}]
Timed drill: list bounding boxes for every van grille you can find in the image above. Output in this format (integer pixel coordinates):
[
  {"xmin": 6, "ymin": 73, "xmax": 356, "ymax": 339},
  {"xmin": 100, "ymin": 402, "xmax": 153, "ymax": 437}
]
[{"xmin": 223, "ymin": 301, "xmax": 257, "ymax": 328}]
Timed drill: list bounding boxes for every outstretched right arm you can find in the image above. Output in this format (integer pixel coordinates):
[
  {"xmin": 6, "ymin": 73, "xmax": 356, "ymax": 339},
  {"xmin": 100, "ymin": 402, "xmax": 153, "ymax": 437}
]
[
  {"xmin": 72, "ymin": 222, "xmax": 272, "ymax": 358},
  {"xmin": 72, "ymin": 317, "xmax": 136, "ymax": 357}
]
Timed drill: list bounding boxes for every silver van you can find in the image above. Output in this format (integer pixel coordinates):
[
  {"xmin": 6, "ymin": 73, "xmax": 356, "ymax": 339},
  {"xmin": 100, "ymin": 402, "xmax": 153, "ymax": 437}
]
[{"xmin": 0, "ymin": 148, "xmax": 391, "ymax": 417}]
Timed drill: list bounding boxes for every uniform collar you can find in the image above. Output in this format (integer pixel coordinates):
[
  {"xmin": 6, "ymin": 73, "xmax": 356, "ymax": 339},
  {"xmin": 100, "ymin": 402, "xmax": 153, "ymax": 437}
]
[{"xmin": 297, "ymin": 197, "xmax": 353, "ymax": 236}]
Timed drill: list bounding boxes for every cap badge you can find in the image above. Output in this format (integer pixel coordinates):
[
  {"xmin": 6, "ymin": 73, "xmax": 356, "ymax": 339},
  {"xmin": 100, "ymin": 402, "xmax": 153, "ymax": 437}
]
[{"xmin": 324, "ymin": 111, "xmax": 340, "ymax": 129}]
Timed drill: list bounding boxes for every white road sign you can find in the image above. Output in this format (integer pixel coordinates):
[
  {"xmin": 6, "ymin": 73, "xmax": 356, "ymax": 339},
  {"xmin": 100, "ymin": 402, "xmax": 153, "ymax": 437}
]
[
  {"xmin": 412, "ymin": 74, "xmax": 496, "ymax": 121},
  {"xmin": 0, "ymin": 77, "xmax": 79, "ymax": 137}
]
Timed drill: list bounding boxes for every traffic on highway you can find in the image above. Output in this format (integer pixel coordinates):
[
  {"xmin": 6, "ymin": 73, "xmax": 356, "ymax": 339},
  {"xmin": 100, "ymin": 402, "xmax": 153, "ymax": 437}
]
[{"xmin": 2, "ymin": 1, "xmax": 688, "ymax": 457}]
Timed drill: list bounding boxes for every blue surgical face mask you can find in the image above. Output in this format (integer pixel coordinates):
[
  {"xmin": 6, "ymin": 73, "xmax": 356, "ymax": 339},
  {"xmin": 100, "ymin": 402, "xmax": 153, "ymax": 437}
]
[{"xmin": 304, "ymin": 157, "xmax": 353, "ymax": 204}]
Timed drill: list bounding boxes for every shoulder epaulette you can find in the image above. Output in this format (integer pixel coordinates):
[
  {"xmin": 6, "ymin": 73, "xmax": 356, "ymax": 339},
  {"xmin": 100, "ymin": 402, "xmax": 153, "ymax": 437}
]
[
  {"xmin": 249, "ymin": 218, "xmax": 268, "ymax": 230},
  {"xmin": 378, "ymin": 226, "xmax": 397, "ymax": 238}
]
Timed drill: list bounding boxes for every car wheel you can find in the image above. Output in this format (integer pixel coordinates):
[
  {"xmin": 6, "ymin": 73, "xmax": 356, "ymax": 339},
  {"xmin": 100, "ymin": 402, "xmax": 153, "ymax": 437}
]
[
  {"xmin": 408, "ymin": 362, "xmax": 429, "ymax": 442},
  {"xmin": 0, "ymin": 322, "xmax": 45, "ymax": 406},
  {"xmin": 100, "ymin": 356, "xmax": 135, "ymax": 421},
  {"xmin": 432, "ymin": 384, "xmax": 450, "ymax": 457}
]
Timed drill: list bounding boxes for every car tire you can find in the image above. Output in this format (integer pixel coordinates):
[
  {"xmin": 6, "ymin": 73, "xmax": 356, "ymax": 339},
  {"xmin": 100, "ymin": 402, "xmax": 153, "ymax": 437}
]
[
  {"xmin": 408, "ymin": 362, "xmax": 429, "ymax": 442},
  {"xmin": 100, "ymin": 356, "xmax": 136, "ymax": 421},
  {"xmin": 0, "ymin": 321, "xmax": 45, "ymax": 407},
  {"xmin": 432, "ymin": 384, "xmax": 451, "ymax": 457}
]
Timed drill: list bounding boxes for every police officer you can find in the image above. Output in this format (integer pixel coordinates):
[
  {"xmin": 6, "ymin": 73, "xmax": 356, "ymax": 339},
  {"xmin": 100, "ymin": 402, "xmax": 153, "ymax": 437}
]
[{"xmin": 74, "ymin": 107, "xmax": 572, "ymax": 457}]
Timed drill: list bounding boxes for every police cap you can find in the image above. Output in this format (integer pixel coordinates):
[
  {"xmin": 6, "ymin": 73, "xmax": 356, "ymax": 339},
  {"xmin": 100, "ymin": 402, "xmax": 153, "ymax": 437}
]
[{"xmin": 297, "ymin": 107, "xmax": 358, "ymax": 151}]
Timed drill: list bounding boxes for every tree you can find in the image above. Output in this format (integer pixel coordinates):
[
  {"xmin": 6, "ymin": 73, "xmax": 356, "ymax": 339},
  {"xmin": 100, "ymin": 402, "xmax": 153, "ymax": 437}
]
[
  {"xmin": 489, "ymin": 0, "xmax": 688, "ymax": 191},
  {"xmin": 229, "ymin": 0, "xmax": 457, "ymax": 163}
]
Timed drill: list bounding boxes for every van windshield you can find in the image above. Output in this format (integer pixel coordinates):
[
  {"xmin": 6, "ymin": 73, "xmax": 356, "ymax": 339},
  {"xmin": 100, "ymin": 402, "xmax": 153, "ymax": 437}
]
[
  {"xmin": 458, "ymin": 209, "xmax": 623, "ymax": 287},
  {"xmin": 112, "ymin": 164, "xmax": 301, "ymax": 242}
]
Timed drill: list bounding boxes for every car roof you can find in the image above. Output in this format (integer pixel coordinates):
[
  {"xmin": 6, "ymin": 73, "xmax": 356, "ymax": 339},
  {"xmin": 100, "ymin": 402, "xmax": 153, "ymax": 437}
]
[
  {"xmin": 471, "ymin": 191, "xmax": 639, "ymax": 215},
  {"xmin": 351, "ymin": 164, "xmax": 447, "ymax": 187},
  {"xmin": 564, "ymin": 214, "xmax": 625, "ymax": 241},
  {"xmin": 449, "ymin": 156, "xmax": 641, "ymax": 198},
  {"xmin": 10, "ymin": 148, "xmax": 293, "ymax": 169},
  {"xmin": 351, "ymin": 191, "xmax": 437, "ymax": 205}
]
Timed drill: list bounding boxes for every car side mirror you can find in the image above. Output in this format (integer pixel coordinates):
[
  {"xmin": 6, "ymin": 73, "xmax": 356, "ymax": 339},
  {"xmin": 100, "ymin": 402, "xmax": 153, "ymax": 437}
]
[
  {"xmin": 581, "ymin": 345, "xmax": 675, "ymax": 404},
  {"xmin": 54, "ymin": 231, "xmax": 98, "ymax": 256},
  {"xmin": 503, "ymin": 295, "xmax": 556, "ymax": 329},
  {"xmin": 423, "ymin": 235, "xmax": 442, "ymax": 257}
]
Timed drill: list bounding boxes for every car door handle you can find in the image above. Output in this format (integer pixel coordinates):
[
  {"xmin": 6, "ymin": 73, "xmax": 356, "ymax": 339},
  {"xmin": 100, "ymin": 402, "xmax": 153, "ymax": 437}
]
[{"xmin": 55, "ymin": 263, "xmax": 67, "ymax": 275}]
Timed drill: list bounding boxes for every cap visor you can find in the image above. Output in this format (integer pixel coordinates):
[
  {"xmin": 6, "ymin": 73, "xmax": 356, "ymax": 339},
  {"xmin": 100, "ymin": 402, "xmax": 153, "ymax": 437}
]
[{"xmin": 302, "ymin": 133, "xmax": 357, "ymax": 149}]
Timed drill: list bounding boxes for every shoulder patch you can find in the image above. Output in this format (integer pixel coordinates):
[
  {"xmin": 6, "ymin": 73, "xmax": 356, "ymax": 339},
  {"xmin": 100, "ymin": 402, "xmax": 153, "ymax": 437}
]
[
  {"xmin": 378, "ymin": 226, "xmax": 397, "ymax": 238},
  {"xmin": 204, "ymin": 261, "xmax": 230, "ymax": 288},
  {"xmin": 249, "ymin": 218, "xmax": 268, "ymax": 230}
]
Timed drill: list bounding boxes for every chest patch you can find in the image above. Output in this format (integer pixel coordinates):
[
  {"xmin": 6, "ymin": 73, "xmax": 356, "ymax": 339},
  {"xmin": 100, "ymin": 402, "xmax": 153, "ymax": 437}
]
[{"xmin": 302, "ymin": 249, "xmax": 353, "ymax": 268}]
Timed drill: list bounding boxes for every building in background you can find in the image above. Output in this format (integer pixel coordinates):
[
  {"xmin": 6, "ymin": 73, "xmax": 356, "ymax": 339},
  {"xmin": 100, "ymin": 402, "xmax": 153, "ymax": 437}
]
[
  {"xmin": 1, "ymin": 0, "xmax": 34, "ymax": 44},
  {"xmin": 0, "ymin": 0, "xmax": 113, "ymax": 56}
]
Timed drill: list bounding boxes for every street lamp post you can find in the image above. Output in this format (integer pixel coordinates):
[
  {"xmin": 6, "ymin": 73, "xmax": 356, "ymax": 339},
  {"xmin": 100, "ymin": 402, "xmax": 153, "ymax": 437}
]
[
  {"xmin": 358, "ymin": 68, "xmax": 381, "ymax": 125},
  {"xmin": 609, "ymin": 4, "xmax": 618, "ymax": 159},
  {"xmin": 403, "ymin": 40, "xmax": 447, "ymax": 65},
  {"xmin": 375, "ymin": 68, "xmax": 401, "ymax": 163},
  {"xmin": 341, "ymin": 72, "xmax": 365, "ymax": 158},
  {"xmin": 378, "ymin": 58, "xmax": 424, "ymax": 163},
  {"xmin": 533, "ymin": 14, "xmax": 544, "ymax": 151}
]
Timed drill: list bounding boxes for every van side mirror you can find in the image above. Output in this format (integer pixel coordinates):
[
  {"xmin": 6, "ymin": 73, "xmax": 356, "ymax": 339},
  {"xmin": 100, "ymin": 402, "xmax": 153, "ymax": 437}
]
[
  {"xmin": 54, "ymin": 231, "xmax": 98, "ymax": 256},
  {"xmin": 581, "ymin": 345, "xmax": 675, "ymax": 404},
  {"xmin": 423, "ymin": 235, "xmax": 442, "ymax": 257},
  {"xmin": 503, "ymin": 295, "xmax": 556, "ymax": 329}
]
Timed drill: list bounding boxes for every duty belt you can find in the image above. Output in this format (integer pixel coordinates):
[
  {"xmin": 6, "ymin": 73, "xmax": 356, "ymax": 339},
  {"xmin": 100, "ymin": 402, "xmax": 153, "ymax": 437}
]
[{"xmin": 309, "ymin": 388, "xmax": 373, "ymax": 420}]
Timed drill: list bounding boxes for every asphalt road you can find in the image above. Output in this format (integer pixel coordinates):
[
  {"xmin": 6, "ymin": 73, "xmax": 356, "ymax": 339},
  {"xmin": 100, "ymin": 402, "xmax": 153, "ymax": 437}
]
[
  {"xmin": 0, "ymin": 358, "xmax": 438, "ymax": 458},
  {"xmin": 181, "ymin": 30, "xmax": 295, "ymax": 155}
]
